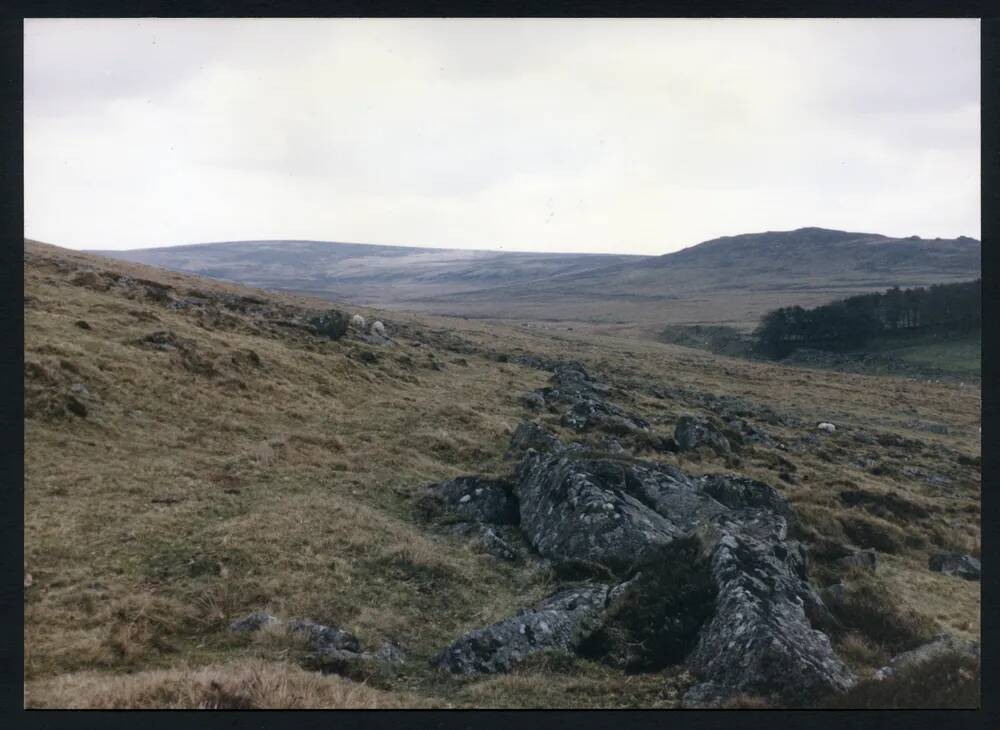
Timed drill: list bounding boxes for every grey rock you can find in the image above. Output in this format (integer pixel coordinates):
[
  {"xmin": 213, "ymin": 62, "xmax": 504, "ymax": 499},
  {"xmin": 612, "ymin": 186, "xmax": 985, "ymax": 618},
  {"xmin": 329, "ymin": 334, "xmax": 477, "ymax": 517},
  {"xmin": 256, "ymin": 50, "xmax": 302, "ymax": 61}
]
[
  {"xmin": 424, "ymin": 475, "xmax": 519, "ymax": 525},
  {"xmin": 875, "ymin": 634, "xmax": 980, "ymax": 680},
  {"xmin": 509, "ymin": 422, "xmax": 564, "ymax": 455},
  {"xmin": 687, "ymin": 512, "xmax": 855, "ymax": 705},
  {"xmin": 287, "ymin": 619, "xmax": 361, "ymax": 652},
  {"xmin": 835, "ymin": 549, "xmax": 879, "ymax": 574},
  {"xmin": 229, "ymin": 610, "xmax": 279, "ymax": 633},
  {"xmin": 430, "ymin": 584, "xmax": 610, "ymax": 674},
  {"xmin": 682, "ymin": 681, "xmax": 732, "ymax": 708},
  {"xmin": 522, "ymin": 391, "xmax": 546, "ymax": 411},
  {"xmin": 515, "ymin": 453, "xmax": 696, "ymax": 571},
  {"xmin": 675, "ymin": 416, "xmax": 731, "ymax": 454},
  {"xmin": 928, "ymin": 552, "xmax": 981, "ymax": 581}
]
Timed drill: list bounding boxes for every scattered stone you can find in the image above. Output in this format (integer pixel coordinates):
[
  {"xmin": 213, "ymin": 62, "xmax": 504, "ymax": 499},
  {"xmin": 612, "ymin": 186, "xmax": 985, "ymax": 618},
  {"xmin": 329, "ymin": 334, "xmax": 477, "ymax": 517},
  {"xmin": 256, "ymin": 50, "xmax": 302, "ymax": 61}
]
[
  {"xmin": 69, "ymin": 382, "xmax": 89, "ymax": 396},
  {"xmin": 430, "ymin": 584, "xmax": 610, "ymax": 675},
  {"xmin": 874, "ymin": 634, "xmax": 980, "ymax": 681},
  {"xmin": 508, "ymin": 421, "xmax": 564, "ymax": 456},
  {"xmin": 835, "ymin": 549, "xmax": 879, "ymax": 574},
  {"xmin": 74, "ymin": 320, "xmax": 92, "ymax": 330},
  {"xmin": 674, "ymin": 416, "xmax": 731, "ymax": 454},
  {"xmin": 309, "ymin": 309, "xmax": 351, "ymax": 341},
  {"xmin": 64, "ymin": 394, "xmax": 87, "ymax": 418},
  {"xmin": 522, "ymin": 391, "xmax": 546, "ymax": 411},
  {"xmin": 229, "ymin": 610, "xmax": 279, "ymax": 633},
  {"xmin": 287, "ymin": 619, "xmax": 361, "ymax": 653},
  {"xmin": 928, "ymin": 552, "xmax": 981, "ymax": 581}
]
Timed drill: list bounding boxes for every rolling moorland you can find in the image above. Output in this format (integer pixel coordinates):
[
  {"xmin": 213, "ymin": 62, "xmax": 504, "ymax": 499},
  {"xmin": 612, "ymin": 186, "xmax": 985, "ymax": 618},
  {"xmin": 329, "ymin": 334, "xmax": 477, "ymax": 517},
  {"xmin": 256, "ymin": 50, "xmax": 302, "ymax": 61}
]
[
  {"xmin": 91, "ymin": 227, "xmax": 981, "ymax": 331},
  {"xmin": 23, "ymin": 239, "xmax": 980, "ymax": 708}
]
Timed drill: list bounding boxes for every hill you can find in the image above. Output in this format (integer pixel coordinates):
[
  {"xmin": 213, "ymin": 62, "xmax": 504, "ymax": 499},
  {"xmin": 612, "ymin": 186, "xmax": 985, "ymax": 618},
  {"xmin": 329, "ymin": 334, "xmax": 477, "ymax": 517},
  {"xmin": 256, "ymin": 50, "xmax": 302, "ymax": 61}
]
[
  {"xmin": 87, "ymin": 228, "xmax": 981, "ymax": 330},
  {"xmin": 24, "ymin": 240, "xmax": 980, "ymax": 708}
]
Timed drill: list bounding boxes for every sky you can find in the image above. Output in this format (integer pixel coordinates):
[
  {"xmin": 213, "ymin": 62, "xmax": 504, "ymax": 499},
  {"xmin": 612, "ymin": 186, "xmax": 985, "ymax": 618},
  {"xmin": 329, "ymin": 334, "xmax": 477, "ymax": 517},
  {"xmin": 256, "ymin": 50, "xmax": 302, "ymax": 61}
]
[{"xmin": 24, "ymin": 18, "xmax": 980, "ymax": 254}]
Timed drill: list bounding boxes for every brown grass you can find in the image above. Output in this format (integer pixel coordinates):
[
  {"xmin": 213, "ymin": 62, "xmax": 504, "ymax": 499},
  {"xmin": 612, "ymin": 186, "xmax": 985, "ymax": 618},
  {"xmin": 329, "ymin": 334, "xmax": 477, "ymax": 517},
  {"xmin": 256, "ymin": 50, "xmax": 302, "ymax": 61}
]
[
  {"xmin": 23, "ymin": 240, "xmax": 980, "ymax": 708},
  {"xmin": 25, "ymin": 659, "xmax": 431, "ymax": 709}
]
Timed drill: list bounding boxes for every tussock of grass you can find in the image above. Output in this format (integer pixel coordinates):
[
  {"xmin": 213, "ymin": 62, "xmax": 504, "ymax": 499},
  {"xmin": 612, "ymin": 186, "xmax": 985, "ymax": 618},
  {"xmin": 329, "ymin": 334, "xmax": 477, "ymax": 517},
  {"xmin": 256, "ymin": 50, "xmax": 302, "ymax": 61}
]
[
  {"xmin": 24, "ymin": 659, "xmax": 430, "ymax": 709},
  {"xmin": 822, "ymin": 651, "xmax": 979, "ymax": 709},
  {"xmin": 826, "ymin": 570, "xmax": 938, "ymax": 654}
]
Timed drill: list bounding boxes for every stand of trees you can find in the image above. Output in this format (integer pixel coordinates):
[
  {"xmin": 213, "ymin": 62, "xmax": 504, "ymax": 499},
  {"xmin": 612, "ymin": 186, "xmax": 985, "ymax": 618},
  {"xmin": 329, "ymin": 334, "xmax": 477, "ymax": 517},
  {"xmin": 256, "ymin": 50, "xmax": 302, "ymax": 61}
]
[{"xmin": 754, "ymin": 279, "xmax": 981, "ymax": 358}]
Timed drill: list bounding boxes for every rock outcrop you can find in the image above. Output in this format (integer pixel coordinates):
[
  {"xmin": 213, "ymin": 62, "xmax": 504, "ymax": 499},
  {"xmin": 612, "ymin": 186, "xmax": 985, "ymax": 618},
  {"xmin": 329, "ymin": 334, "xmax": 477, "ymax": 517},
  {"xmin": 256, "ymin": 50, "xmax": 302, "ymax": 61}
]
[
  {"xmin": 675, "ymin": 416, "xmax": 731, "ymax": 454},
  {"xmin": 430, "ymin": 584, "xmax": 610, "ymax": 674},
  {"xmin": 928, "ymin": 552, "xmax": 981, "ymax": 581},
  {"xmin": 430, "ymin": 429, "xmax": 853, "ymax": 705},
  {"xmin": 874, "ymin": 634, "xmax": 981, "ymax": 680}
]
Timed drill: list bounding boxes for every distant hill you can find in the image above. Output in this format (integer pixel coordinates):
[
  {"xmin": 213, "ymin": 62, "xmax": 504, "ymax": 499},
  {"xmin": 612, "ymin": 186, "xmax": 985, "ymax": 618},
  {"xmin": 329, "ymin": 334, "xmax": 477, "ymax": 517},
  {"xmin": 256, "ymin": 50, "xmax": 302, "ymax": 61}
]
[{"xmin": 88, "ymin": 228, "xmax": 980, "ymax": 328}]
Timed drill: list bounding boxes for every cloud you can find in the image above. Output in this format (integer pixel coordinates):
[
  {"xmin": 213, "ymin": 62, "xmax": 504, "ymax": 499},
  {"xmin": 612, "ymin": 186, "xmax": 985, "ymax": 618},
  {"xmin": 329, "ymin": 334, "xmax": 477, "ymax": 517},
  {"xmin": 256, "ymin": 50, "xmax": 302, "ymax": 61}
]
[{"xmin": 24, "ymin": 18, "xmax": 980, "ymax": 253}]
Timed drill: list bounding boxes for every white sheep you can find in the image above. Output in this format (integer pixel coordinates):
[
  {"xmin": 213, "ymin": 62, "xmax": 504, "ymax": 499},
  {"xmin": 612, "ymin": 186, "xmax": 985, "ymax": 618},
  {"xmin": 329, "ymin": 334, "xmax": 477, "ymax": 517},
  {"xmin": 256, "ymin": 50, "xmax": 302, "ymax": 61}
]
[
  {"xmin": 371, "ymin": 320, "xmax": 386, "ymax": 337},
  {"xmin": 350, "ymin": 314, "xmax": 366, "ymax": 330},
  {"xmin": 817, "ymin": 422, "xmax": 836, "ymax": 433}
]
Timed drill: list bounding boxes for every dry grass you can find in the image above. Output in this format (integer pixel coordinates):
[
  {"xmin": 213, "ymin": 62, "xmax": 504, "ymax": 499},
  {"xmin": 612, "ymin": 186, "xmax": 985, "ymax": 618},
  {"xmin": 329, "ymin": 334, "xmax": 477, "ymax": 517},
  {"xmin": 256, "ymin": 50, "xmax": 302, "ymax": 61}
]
[
  {"xmin": 25, "ymin": 659, "xmax": 431, "ymax": 709},
  {"xmin": 23, "ymin": 240, "xmax": 980, "ymax": 708}
]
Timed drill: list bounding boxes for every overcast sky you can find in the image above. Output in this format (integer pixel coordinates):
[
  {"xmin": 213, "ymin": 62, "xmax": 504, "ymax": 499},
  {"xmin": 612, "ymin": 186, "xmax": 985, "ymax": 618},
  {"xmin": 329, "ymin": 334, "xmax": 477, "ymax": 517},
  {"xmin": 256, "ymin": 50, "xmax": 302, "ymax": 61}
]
[{"xmin": 24, "ymin": 18, "xmax": 980, "ymax": 254}]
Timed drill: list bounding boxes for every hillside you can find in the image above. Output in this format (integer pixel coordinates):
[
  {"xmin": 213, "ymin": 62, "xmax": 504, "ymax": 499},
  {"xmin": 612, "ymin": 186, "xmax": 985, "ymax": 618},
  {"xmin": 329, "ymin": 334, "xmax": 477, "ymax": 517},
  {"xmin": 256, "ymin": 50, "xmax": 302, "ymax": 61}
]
[
  {"xmin": 24, "ymin": 240, "xmax": 981, "ymax": 708},
  {"xmin": 87, "ymin": 228, "xmax": 981, "ymax": 329}
]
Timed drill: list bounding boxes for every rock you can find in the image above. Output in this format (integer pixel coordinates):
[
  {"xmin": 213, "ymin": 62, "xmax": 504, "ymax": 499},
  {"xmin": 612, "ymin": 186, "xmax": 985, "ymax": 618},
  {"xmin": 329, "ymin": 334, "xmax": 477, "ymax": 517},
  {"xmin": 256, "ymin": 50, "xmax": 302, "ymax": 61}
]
[
  {"xmin": 874, "ymin": 634, "xmax": 980, "ymax": 681},
  {"xmin": 509, "ymin": 422, "xmax": 564, "ymax": 455},
  {"xmin": 675, "ymin": 416, "xmax": 731, "ymax": 454},
  {"xmin": 561, "ymin": 398, "xmax": 650, "ymax": 434},
  {"xmin": 422, "ymin": 476, "xmax": 519, "ymax": 525},
  {"xmin": 430, "ymin": 584, "xmax": 610, "ymax": 674},
  {"xmin": 375, "ymin": 640, "xmax": 406, "ymax": 665},
  {"xmin": 682, "ymin": 681, "xmax": 732, "ymax": 708},
  {"xmin": 287, "ymin": 619, "xmax": 361, "ymax": 653},
  {"xmin": 70, "ymin": 382, "xmax": 89, "ymax": 395},
  {"xmin": 522, "ymin": 391, "xmax": 546, "ymax": 411},
  {"xmin": 309, "ymin": 310, "xmax": 351, "ymax": 341},
  {"xmin": 477, "ymin": 526, "xmax": 524, "ymax": 562},
  {"xmin": 64, "ymin": 394, "xmax": 88, "ymax": 418},
  {"xmin": 686, "ymin": 511, "xmax": 855, "ymax": 705},
  {"xmin": 835, "ymin": 549, "xmax": 878, "ymax": 574},
  {"xmin": 230, "ymin": 610, "xmax": 279, "ymax": 633},
  {"xmin": 74, "ymin": 320, "xmax": 92, "ymax": 330},
  {"xmin": 928, "ymin": 552, "xmax": 980, "ymax": 581},
  {"xmin": 515, "ymin": 453, "xmax": 697, "ymax": 571},
  {"xmin": 817, "ymin": 422, "xmax": 837, "ymax": 433}
]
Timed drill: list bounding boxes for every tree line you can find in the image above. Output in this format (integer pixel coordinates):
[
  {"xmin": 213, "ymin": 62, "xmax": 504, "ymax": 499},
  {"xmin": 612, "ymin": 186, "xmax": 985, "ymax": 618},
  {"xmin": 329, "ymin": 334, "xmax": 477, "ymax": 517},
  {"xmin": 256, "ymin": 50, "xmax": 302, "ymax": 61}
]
[{"xmin": 754, "ymin": 279, "xmax": 981, "ymax": 357}]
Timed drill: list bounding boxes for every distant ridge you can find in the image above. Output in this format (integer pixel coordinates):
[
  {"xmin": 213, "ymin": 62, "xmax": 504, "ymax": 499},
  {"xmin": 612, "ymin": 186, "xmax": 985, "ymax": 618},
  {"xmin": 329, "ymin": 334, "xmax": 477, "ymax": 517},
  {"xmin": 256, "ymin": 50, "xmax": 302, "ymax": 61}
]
[{"xmin": 88, "ymin": 228, "xmax": 981, "ymax": 328}]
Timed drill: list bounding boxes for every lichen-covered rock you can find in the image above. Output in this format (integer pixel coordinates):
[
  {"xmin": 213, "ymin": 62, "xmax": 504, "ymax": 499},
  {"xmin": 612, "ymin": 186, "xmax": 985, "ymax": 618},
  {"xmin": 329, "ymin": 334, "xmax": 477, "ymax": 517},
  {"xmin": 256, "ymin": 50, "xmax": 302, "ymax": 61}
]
[
  {"xmin": 287, "ymin": 619, "xmax": 361, "ymax": 653},
  {"xmin": 422, "ymin": 475, "xmax": 519, "ymax": 525},
  {"xmin": 430, "ymin": 585, "xmax": 610, "ymax": 674},
  {"xmin": 509, "ymin": 421, "xmax": 564, "ymax": 455},
  {"xmin": 928, "ymin": 552, "xmax": 980, "ymax": 581},
  {"xmin": 835, "ymin": 549, "xmax": 879, "ymax": 574},
  {"xmin": 874, "ymin": 634, "xmax": 980, "ymax": 680},
  {"xmin": 308, "ymin": 309, "xmax": 351, "ymax": 340},
  {"xmin": 675, "ymin": 416, "xmax": 731, "ymax": 454},
  {"xmin": 522, "ymin": 391, "xmax": 546, "ymax": 411},
  {"xmin": 514, "ymin": 453, "xmax": 695, "ymax": 571},
  {"xmin": 685, "ymin": 511, "xmax": 855, "ymax": 706},
  {"xmin": 229, "ymin": 610, "xmax": 279, "ymax": 633}
]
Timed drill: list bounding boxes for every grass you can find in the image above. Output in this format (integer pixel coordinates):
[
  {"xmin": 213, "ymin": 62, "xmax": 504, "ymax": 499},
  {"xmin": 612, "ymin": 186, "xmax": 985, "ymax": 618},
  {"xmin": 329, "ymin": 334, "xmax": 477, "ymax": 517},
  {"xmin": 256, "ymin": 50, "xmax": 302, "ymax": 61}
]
[{"xmin": 23, "ymin": 240, "xmax": 981, "ymax": 708}]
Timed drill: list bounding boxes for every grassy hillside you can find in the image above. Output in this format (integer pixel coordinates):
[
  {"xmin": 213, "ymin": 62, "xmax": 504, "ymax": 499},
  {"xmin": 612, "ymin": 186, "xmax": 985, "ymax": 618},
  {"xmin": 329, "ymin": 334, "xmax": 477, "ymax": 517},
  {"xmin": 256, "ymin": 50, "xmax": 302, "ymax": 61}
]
[
  {"xmin": 86, "ymin": 228, "xmax": 981, "ymax": 330},
  {"xmin": 24, "ymin": 241, "xmax": 981, "ymax": 708}
]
